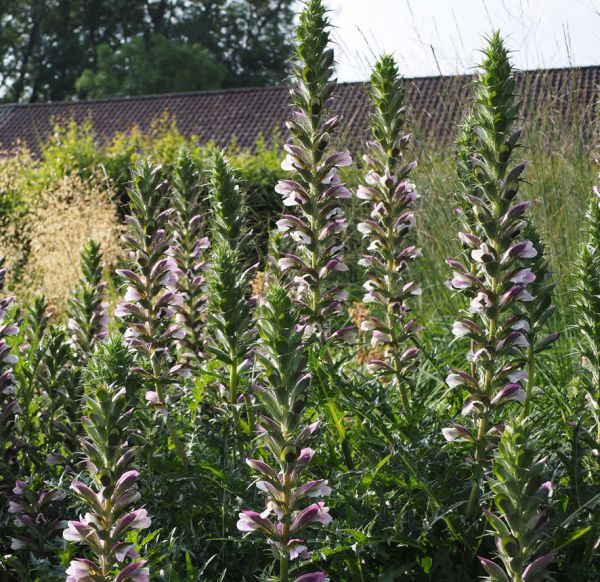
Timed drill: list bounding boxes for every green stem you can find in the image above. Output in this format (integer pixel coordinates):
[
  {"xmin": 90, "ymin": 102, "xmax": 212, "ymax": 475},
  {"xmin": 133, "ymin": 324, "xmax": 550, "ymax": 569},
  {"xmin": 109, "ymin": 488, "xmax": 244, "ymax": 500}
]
[
  {"xmin": 164, "ymin": 413, "xmax": 189, "ymax": 466},
  {"xmin": 101, "ymin": 495, "xmax": 113, "ymax": 576},
  {"xmin": 279, "ymin": 470, "xmax": 291, "ymax": 582},
  {"xmin": 229, "ymin": 356, "xmax": 238, "ymax": 405},
  {"xmin": 520, "ymin": 344, "xmax": 535, "ymax": 421},
  {"xmin": 229, "ymin": 356, "xmax": 243, "ymax": 461}
]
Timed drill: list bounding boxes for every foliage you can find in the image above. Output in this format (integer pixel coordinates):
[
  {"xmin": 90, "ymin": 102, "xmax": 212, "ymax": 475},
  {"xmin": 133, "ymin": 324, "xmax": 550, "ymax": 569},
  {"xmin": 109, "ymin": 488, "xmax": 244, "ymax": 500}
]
[
  {"xmin": 0, "ymin": 0, "xmax": 295, "ymax": 102},
  {"xmin": 0, "ymin": 2, "xmax": 598, "ymax": 581},
  {"xmin": 75, "ymin": 34, "xmax": 226, "ymax": 98}
]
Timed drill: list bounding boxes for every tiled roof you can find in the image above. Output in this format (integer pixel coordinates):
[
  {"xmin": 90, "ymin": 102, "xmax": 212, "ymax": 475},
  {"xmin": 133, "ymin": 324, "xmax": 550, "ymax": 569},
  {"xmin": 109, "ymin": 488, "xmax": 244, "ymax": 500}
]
[{"xmin": 0, "ymin": 65, "xmax": 597, "ymax": 154}]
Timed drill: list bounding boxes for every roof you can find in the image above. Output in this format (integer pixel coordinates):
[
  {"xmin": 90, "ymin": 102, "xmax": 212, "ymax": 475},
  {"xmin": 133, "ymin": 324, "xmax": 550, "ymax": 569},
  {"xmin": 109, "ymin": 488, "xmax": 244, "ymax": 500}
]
[{"xmin": 0, "ymin": 65, "xmax": 598, "ymax": 154}]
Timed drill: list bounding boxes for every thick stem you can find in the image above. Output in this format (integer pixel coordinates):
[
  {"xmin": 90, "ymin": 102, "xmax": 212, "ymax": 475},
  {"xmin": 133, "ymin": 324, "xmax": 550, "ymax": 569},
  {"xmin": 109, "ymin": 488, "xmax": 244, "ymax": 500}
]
[
  {"xmin": 478, "ymin": 276, "xmax": 498, "ymax": 458},
  {"xmin": 164, "ymin": 413, "xmax": 189, "ymax": 466},
  {"xmin": 229, "ymin": 356, "xmax": 243, "ymax": 461},
  {"xmin": 279, "ymin": 470, "xmax": 292, "ymax": 582},
  {"xmin": 229, "ymin": 355, "xmax": 239, "ymax": 405},
  {"xmin": 385, "ymin": 270, "xmax": 410, "ymax": 411},
  {"xmin": 101, "ymin": 495, "xmax": 113, "ymax": 577},
  {"xmin": 470, "ymin": 279, "xmax": 498, "ymax": 513}
]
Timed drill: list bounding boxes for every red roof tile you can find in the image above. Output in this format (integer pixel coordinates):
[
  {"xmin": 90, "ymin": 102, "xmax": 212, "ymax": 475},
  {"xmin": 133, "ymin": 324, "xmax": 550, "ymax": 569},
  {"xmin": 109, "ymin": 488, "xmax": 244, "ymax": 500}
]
[{"xmin": 0, "ymin": 66, "xmax": 597, "ymax": 154}]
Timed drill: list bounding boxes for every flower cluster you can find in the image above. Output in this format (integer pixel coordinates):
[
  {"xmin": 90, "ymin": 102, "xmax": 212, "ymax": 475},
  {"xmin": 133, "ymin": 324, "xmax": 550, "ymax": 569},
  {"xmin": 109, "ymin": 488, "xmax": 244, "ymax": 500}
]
[
  {"xmin": 0, "ymin": 258, "xmax": 19, "ymax": 490},
  {"xmin": 67, "ymin": 239, "xmax": 109, "ymax": 356},
  {"xmin": 8, "ymin": 478, "xmax": 65, "ymax": 555},
  {"xmin": 444, "ymin": 34, "xmax": 542, "ymax": 477},
  {"xmin": 115, "ymin": 161, "xmax": 188, "ymax": 463},
  {"xmin": 275, "ymin": 0, "xmax": 352, "ymax": 341},
  {"xmin": 357, "ymin": 54, "xmax": 421, "ymax": 409},
  {"xmin": 479, "ymin": 421, "xmax": 554, "ymax": 582},
  {"xmin": 169, "ymin": 148, "xmax": 210, "ymax": 366},
  {"xmin": 238, "ymin": 284, "xmax": 330, "ymax": 582},
  {"xmin": 574, "ymin": 158, "xmax": 600, "ymax": 455},
  {"xmin": 206, "ymin": 150, "xmax": 254, "ymax": 409},
  {"xmin": 63, "ymin": 380, "xmax": 150, "ymax": 582}
]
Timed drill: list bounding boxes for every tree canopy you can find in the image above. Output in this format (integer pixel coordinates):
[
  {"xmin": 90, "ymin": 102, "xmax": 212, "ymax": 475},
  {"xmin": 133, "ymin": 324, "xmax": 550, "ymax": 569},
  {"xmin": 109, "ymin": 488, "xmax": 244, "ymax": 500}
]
[{"xmin": 0, "ymin": 0, "xmax": 295, "ymax": 102}]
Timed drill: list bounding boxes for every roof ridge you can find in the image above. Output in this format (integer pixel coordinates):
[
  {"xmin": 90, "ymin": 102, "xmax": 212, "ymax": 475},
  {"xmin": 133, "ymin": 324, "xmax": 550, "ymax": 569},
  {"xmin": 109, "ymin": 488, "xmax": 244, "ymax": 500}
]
[{"xmin": 1, "ymin": 64, "xmax": 597, "ymax": 110}]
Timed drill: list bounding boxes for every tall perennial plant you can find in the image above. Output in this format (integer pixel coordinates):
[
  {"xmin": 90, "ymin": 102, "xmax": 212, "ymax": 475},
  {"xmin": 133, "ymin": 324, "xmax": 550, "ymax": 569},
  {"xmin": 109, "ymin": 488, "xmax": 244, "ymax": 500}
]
[
  {"xmin": 169, "ymin": 148, "xmax": 210, "ymax": 366},
  {"xmin": 444, "ymin": 33, "xmax": 552, "ymax": 510},
  {"xmin": 357, "ymin": 54, "xmax": 421, "ymax": 409},
  {"xmin": 275, "ymin": 0, "xmax": 352, "ymax": 342},
  {"xmin": 115, "ymin": 161, "xmax": 188, "ymax": 464},
  {"xmin": 63, "ymin": 376, "xmax": 150, "ymax": 582},
  {"xmin": 238, "ymin": 285, "xmax": 330, "ymax": 582}
]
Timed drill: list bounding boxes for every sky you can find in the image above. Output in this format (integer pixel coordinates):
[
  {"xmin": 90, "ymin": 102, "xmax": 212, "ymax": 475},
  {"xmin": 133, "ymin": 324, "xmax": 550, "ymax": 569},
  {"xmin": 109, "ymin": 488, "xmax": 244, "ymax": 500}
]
[{"xmin": 321, "ymin": 0, "xmax": 599, "ymax": 81}]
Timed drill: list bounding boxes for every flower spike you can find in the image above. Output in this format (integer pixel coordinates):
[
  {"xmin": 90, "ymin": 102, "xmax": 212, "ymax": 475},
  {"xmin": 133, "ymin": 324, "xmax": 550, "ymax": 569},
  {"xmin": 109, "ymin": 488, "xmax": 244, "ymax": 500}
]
[
  {"xmin": 63, "ymin": 346, "xmax": 150, "ymax": 582},
  {"xmin": 169, "ymin": 147, "xmax": 210, "ymax": 366},
  {"xmin": 275, "ymin": 0, "xmax": 352, "ymax": 342},
  {"xmin": 444, "ymin": 32, "xmax": 551, "ymax": 510},
  {"xmin": 239, "ymin": 283, "xmax": 329, "ymax": 582},
  {"xmin": 0, "ymin": 258, "xmax": 19, "ymax": 490},
  {"xmin": 206, "ymin": 150, "xmax": 254, "ymax": 410},
  {"xmin": 574, "ymin": 157, "xmax": 600, "ymax": 455},
  {"xmin": 479, "ymin": 421, "xmax": 554, "ymax": 581},
  {"xmin": 115, "ymin": 160, "xmax": 188, "ymax": 464},
  {"xmin": 67, "ymin": 239, "xmax": 109, "ymax": 357},
  {"xmin": 357, "ymin": 54, "xmax": 421, "ymax": 409}
]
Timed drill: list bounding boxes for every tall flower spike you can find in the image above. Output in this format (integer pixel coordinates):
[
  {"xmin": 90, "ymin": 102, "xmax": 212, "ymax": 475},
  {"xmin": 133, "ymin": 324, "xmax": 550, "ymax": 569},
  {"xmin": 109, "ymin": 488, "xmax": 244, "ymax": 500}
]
[
  {"xmin": 115, "ymin": 161, "xmax": 188, "ymax": 464},
  {"xmin": 276, "ymin": 0, "xmax": 352, "ymax": 341},
  {"xmin": 63, "ymin": 379, "xmax": 150, "ymax": 582},
  {"xmin": 170, "ymin": 148, "xmax": 210, "ymax": 365},
  {"xmin": 67, "ymin": 239, "xmax": 109, "ymax": 357},
  {"xmin": 206, "ymin": 150, "xmax": 254, "ymax": 412},
  {"xmin": 573, "ymin": 157, "xmax": 600, "ymax": 456},
  {"xmin": 208, "ymin": 147, "xmax": 247, "ymax": 248},
  {"xmin": 357, "ymin": 54, "xmax": 421, "ymax": 409},
  {"xmin": 479, "ymin": 421, "xmax": 555, "ymax": 582},
  {"xmin": 238, "ymin": 284, "xmax": 330, "ymax": 582},
  {"xmin": 0, "ymin": 258, "xmax": 19, "ymax": 495},
  {"xmin": 444, "ymin": 33, "xmax": 540, "ymax": 507}
]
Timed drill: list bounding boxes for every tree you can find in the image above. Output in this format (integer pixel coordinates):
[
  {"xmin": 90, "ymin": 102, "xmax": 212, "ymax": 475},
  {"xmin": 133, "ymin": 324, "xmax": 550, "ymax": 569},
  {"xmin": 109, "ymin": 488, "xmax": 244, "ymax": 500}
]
[
  {"xmin": 0, "ymin": 0, "xmax": 295, "ymax": 102},
  {"xmin": 75, "ymin": 34, "xmax": 226, "ymax": 98}
]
